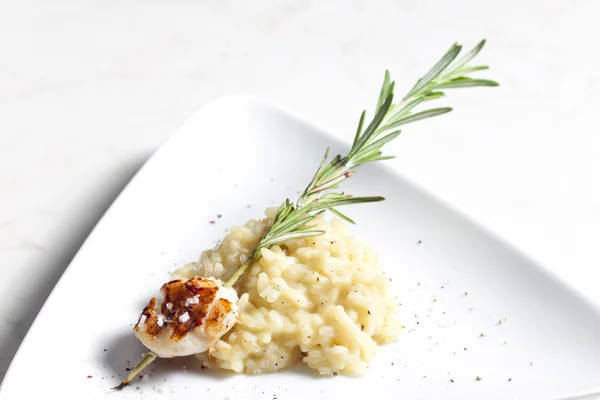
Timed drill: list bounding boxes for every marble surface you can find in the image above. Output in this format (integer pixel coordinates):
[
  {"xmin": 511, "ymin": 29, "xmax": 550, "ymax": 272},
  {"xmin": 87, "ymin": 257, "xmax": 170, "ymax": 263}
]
[{"xmin": 1, "ymin": 0, "xmax": 599, "ymax": 384}]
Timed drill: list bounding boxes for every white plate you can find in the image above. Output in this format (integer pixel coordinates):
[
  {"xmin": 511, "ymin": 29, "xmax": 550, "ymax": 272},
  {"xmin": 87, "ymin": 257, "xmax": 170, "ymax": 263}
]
[{"xmin": 1, "ymin": 96, "xmax": 599, "ymax": 400}]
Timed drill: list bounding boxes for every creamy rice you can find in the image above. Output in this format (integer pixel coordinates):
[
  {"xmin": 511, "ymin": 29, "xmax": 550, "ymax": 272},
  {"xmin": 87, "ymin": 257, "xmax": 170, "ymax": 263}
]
[{"xmin": 171, "ymin": 209, "xmax": 401, "ymax": 375}]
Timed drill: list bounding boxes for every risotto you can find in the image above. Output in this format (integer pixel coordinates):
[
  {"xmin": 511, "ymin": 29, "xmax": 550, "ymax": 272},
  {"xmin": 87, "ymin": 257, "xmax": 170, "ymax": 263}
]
[{"xmin": 171, "ymin": 208, "xmax": 402, "ymax": 375}]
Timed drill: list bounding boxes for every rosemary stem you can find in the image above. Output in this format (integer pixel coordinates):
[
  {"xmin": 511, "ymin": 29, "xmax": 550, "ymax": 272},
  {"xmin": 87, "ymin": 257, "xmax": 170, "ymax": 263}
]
[
  {"xmin": 224, "ymin": 256, "xmax": 255, "ymax": 288},
  {"xmin": 116, "ymin": 40, "xmax": 495, "ymax": 391},
  {"xmin": 113, "ymin": 351, "xmax": 158, "ymax": 390}
]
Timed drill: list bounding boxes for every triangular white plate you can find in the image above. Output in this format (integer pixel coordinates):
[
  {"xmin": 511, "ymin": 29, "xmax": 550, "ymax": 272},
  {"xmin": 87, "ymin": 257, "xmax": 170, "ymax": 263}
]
[{"xmin": 2, "ymin": 97, "xmax": 599, "ymax": 400}]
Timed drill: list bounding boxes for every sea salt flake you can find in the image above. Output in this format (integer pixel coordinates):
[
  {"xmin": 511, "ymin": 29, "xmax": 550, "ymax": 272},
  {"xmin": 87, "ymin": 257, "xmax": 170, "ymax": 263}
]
[
  {"xmin": 185, "ymin": 296, "xmax": 200, "ymax": 307},
  {"xmin": 179, "ymin": 312, "xmax": 190, "ymax": 323}
]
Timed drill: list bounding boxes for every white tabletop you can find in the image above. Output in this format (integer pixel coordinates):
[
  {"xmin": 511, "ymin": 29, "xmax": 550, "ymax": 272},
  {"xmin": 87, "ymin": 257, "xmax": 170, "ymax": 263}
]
[{"xmin": 1, "ymin": 0, "xmax": 599, "ymax": 384}]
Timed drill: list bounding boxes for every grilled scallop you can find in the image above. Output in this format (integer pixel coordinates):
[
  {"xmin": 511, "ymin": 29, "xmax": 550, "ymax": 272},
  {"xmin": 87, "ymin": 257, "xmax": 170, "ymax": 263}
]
[{"xmin": 134, "ymin": 277, "xmax": 239, "ymax": 358}]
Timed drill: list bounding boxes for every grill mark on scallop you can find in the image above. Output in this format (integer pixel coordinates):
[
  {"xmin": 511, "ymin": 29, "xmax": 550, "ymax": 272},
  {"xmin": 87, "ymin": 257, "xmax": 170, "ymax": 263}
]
[
  {"xmin": 136, "ymin": 277, "xmax": 219, "ymax": 341},
  {"xmin": 206, "ymin": 298, "xmax": 234, "ymax": 337}
]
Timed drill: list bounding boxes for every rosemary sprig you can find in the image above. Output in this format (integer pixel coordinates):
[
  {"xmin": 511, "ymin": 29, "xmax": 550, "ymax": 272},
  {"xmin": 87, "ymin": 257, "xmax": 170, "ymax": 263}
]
[
  {"xmin": 225, "ymin": 40, "xmax": 497, "ymax": 287},
  {"xmin": 116, "ymin": 40, "xmax": 497, "ymax": 391}
]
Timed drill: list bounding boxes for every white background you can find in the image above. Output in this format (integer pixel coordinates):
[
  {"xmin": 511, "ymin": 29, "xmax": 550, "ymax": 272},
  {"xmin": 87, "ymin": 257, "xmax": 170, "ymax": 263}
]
[{"xmin": 1, "ymin": 0, "xmax": 599, "ymax": 384}]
